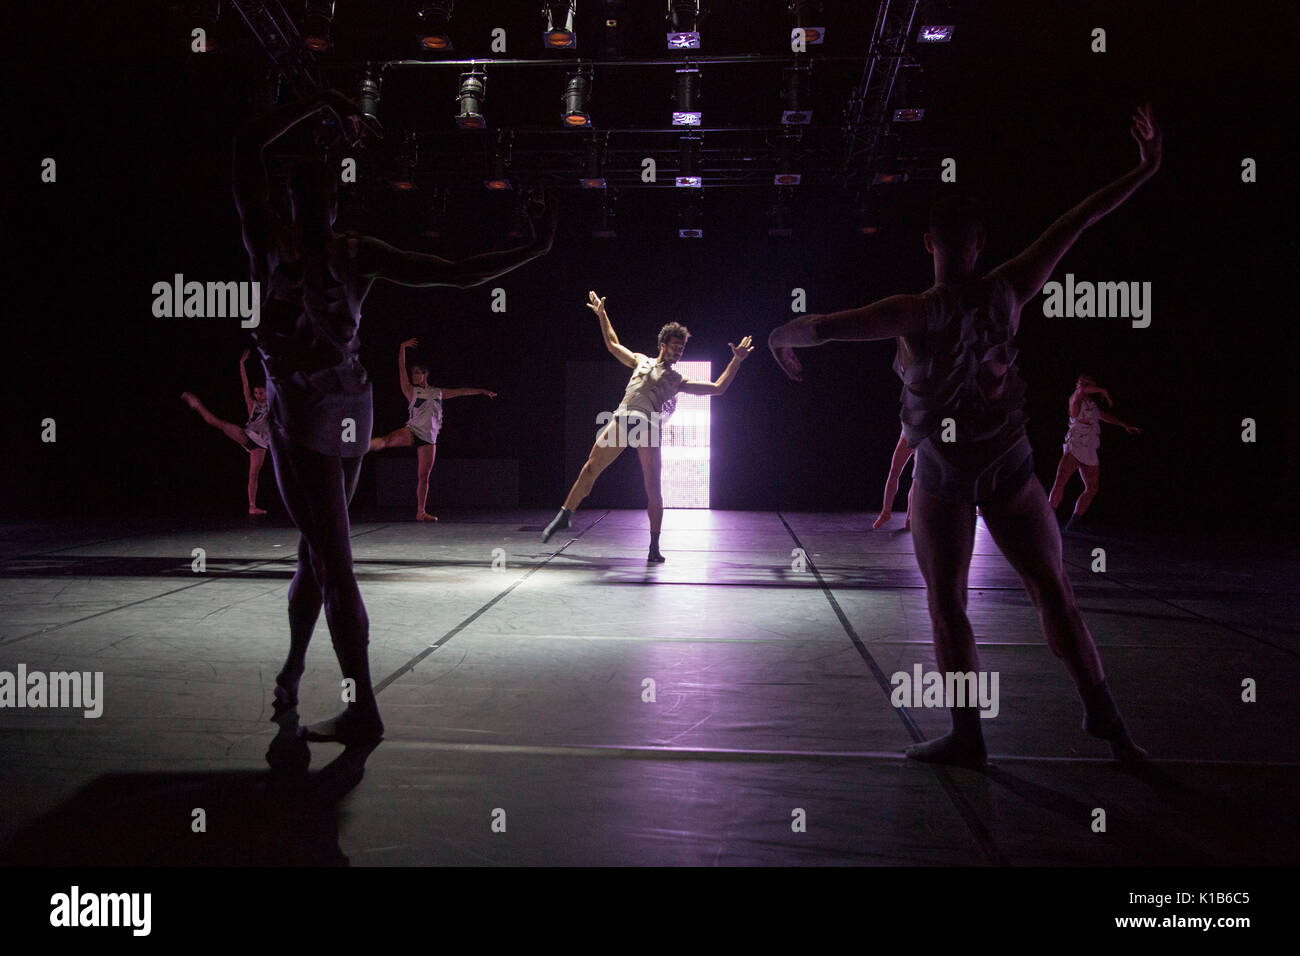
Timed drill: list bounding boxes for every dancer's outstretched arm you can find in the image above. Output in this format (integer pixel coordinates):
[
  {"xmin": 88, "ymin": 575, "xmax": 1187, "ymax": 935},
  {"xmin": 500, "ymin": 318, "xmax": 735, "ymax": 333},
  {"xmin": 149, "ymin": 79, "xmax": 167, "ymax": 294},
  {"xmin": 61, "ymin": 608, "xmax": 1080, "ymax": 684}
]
[
  {"xmin": 355, "ymin": 193, "xmax": 557, "ymax": 289},
  {"xmin": 768, "ymin": 297, "xmax": 926, "ymax": 381},
  {"xmin": 1099, "ymin": 410, "xmax": 1141, "ymax": 434},
  {"xmin": 586, "ymin": 291, "xmax": 638, "ymax": 367},
  {"xmin": 439, "ymin": 388, "xmax": 498, "ymax": 399},
  {"xmin": 679, "ymin": 337, "xmax": 754, "ymax": 395},
  {"xmin": 991, "ymin": 105, "xmax": 1162, "ymax": 312},
  {"xmin": 239, "ymin": 349, "xmax": 255, "ymax": 416},
  {"xmin": 398, "ymin": 338, "xmax": 416, "ymax": 402}
]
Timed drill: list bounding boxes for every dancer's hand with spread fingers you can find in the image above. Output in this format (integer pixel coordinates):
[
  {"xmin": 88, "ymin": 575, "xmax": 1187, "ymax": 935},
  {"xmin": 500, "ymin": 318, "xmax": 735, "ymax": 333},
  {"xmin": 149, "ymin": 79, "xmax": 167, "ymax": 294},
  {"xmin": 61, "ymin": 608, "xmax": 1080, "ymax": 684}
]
[
  {"xmin": 401, "ymin": 337, "xmax": 418, "ymax": 350},
  {"xmin": 730, "ymin": 335, "xmax": 755, "ymax": 361}
]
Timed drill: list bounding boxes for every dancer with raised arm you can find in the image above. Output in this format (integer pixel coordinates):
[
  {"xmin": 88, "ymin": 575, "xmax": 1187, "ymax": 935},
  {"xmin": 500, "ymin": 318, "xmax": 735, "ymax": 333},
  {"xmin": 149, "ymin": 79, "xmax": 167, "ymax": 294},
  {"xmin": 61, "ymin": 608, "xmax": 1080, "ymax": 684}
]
[
  {"xmin": 768, "ymin": 105, "xmax": 1162, "ymax": 766},
  {"xmin": 1048, "ymin": 373, "xmax": 1142, "ymax": 532},
  {"xmin": 233, "ymin": 90, "xmax": 555, "ymax": 744},
  {"xmin": 542, "ymin": 291, "xmax": 752, "ymax": 563},
  {"xmin": 181, "ymin": 349, "xmax": 272, "ymax": 515},
  {"xmin": 369, "ymin": 337, "xmax": 498, "ymax": 521}
]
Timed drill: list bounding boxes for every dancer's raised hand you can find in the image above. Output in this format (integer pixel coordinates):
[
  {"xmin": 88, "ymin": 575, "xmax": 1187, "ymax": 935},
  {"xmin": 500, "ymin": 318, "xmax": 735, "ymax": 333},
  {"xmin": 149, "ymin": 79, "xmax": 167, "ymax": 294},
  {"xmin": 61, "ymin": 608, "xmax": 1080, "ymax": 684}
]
[
  {"xmin": 770, "ymin": 342, "xmax": 804, "ymax": 382},
  {"xmin": 1131, "ymin": 104, "xmax": 1161, "ymax": 170},
  {"xmin": 401, "ymin": 337, "xmax": 418, "ymax": 349},
  {"xmin": 730, "ymin": 336, "xmax": 754, "ymax": 360},
  {"xmin": 586, "ymin": 291, "xmax": 608, "ymax": 320}
]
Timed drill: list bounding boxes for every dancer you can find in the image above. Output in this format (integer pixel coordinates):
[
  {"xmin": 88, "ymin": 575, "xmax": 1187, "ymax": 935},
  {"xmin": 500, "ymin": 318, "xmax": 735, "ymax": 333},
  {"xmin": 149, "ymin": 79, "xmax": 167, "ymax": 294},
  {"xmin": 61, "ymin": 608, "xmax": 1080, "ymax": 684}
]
[
  {"xmin": 769, "ymin": 105, "xmax": 1162, "ymax": 766},
  {"xmin": 874, "ymin": 429, "xmax": 915, "ymax": 530},
  {"xmin": 369, "ymin": 337, "xmax": 498, "ymax": 521},
  {"xmin": 180, "ymin": 349, "xmax": 272, "ymax": 514},
  {"xmin": 1048, "ymin": 374, "xmax": 1142, "ymax": 531},
  {"xmin": 233, "ymin": 89, "xmax": 555, "ymax": 744},
  {"xmin": 542, "ymin": 291, "xmax": 752, "ymax": 562}
]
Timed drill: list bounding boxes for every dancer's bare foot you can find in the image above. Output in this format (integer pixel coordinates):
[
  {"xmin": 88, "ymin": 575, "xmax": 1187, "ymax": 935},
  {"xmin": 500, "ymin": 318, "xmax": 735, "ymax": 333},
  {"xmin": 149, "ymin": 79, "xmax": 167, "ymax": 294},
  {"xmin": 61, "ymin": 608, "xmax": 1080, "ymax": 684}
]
[
  {"xmin": 248, "ymin": 506, "xmax": 267, "ymax": 515},
  {"xmin": 905, "ymin": 731, "xmax": 988, "ymax": 769},
  {"xmin": 872, "ymin": 511, "xmax": 892, "ymax": 530},
  {"xmin": 302, "ymin": 708, "xmax": 384, "ymax": 745},
  {"xmin": 416, "ymin": 512, "xmax": 438, "ymax": 522},
  {"xmin": 903, "ymin": 516, "xmax": 911, "ymax": 530}
]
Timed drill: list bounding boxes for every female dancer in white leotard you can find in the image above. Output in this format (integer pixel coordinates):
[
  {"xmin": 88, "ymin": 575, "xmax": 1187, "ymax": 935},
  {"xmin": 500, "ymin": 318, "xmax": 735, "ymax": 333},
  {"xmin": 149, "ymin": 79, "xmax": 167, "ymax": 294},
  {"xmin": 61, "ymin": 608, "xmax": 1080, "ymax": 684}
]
[
  {"xmin": 181, "ymin": 349, "xmax": 272, "ymax": 514},
  {"xmin": 1047, "ymin": 374, "xmax": 1142, "ymax": 530}
]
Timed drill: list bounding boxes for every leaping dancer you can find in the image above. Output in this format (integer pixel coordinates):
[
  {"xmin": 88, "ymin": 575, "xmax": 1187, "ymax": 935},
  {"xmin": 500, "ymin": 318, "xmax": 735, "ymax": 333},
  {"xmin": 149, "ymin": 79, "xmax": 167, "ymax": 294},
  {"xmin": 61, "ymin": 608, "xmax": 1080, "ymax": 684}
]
[
  {"xmin": 181, "ymin": 349, "xmax": 272, "ymax": 514},
  {"xmin": 1048, "ymin": 373, "xmax": 1142, "ymax": 532},
  {"xmin": 542, "ymin": 291, "xmax": 752, "ymax": 563},
  {"xmin": 369, "ymin": 337, "xmax": 498, "ymax": 521},
  {"xmin": 768, "ymin": 105, "xmax": 1162, "ymax": 767}
]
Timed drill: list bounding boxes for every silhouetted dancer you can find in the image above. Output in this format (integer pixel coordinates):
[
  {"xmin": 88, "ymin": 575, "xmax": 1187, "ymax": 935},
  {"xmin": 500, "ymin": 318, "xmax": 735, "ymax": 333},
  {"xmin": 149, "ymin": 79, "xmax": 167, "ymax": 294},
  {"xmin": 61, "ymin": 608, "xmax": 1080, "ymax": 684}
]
[
  {"xmin": 233, "ymin": 90, "xmax": 556, "ymax": 744},
  {"xmin": 542, "ymin": 291, "xmax": 752, "ymax": 562},
  {"xmin": 769, "ymin": 105, "xmax": 1162, "ymax": 767},
  {"xmin": 368, "ymin": 336, "xmax": 498, "ymax": 521},
  {"xmin": 1048, "ymin": 373, "xmax": 1142, "ymax": 532}
]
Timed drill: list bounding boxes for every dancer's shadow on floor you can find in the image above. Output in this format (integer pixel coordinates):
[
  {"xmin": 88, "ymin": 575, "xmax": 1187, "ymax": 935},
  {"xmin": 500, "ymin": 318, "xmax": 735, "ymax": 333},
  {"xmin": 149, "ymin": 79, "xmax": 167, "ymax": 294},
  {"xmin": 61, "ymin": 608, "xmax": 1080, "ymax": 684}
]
[{"xmin": 0, "ymin": 710, "xmax": 377, "ymax": 866}]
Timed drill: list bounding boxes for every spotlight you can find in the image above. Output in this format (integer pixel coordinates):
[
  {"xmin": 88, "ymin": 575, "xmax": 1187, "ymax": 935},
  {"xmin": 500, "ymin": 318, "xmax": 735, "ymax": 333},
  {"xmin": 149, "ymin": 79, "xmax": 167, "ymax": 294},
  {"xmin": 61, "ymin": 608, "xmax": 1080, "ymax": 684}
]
[
  {"xmin": 593, "ymin": 193, "xmax": 617, "ymax": 238},
  {"xmin": 855, "ymin": 210, "xmax": 879, "ymax": 235},
  {"xmin": 788, "ymin": 1, "xmax": 825, "ymax": 46},
  {"xmin": 357, "ymin": 67, "xmax": 382, "ymax": 126},
  {"xmin": 417, "ymin": 2, "xmax": 455, "ymax": 51},
  {"xmin": 562, "ymin": 69, "xmax": 593, "ymax": 127},
  {"xmin": 484, "ymin": 136, "xmax": 512, "ymax": 190},
  {"xmin": 666, "ymin": 0, "xmax": 701, "ymax": 50},
  {"xmin": 391, "ymin": 137, "xmax": 418, "ymax": 191},
  {"xmin": 677, "ymin": 193, "xmax": 703, "ymax": 238},
  {"xmin": 774, "ymin": 136, "xmax": 801, "ymax": 185},
  {"xmin": 872, "ymin": 171, "xmax": 907, "ymax": 184},
  {"xmin": 580, "ymin": 137, "xmax": 606, "ymax": 188},
  {"xmin": 672, "ymin": 68, "xmax": 702, "ymax": 126},
  {"xmin": 892, "ymin": 108, "xmax": 925, "ymax": 122},
  {"xmin": 302, "ymin": 0, "xmax": 334, "ymax": 52},
  {"xmin": 917, "ymin": 25, "xmax": 954, "ymax": 43},
  {"xmin": 781, "ymin": 66, "xmax": 812, "ymax": 124},
  {"xmin": 676, "ymin": 136, "xmax": 701, "ymax": 187},
  {"xmin": 600, "ymin": 0, "xmax": 626, "ymax": 56},
  {"xmin": 544, "ymin": 2, "xmax": 577, "ymax": 49},
  {"xmin": 456, "ymin": 70, "xmax": 487, "ymax": 129}
]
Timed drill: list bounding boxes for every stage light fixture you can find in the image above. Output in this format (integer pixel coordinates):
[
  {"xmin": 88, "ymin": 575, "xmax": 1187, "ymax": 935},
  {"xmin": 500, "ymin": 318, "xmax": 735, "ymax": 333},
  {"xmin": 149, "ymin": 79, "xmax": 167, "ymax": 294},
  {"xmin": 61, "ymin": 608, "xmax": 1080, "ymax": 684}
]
[
  {"xmin": 456, "ymin": 70, "xmax": 487, "ymax": 129},
  {"xmin": 893, "ymin": 108, "xmax": 925, "ymax": 122},
  {"xmin": 417, "ymin": 2, "xmax": 455, "ymax": 50},
  {"xmin": 600, "ymin": 0, "xmax": 626, "ymax": 55},
  {"xmin": 872, "ymin": 171, "xmax": 907, "ymax": 184},
  {"xmin": 672, "ymin": 68, "xmax": 702, "ymax": 126},
  {"xmin": 357, "ymin": 68, "xmax": 382, "ymax": 126},
  {"xmin": 781, "ymin": 66, "xmax": 812, "ymax": 124},
  {"xmin": 544, "ymin": 2, "xmax": 577, "ymax": 49},
  {"xmin": 302, "ymin": 0, "xmax": 334, "ymax": 52},
  {"xmin": 677, "ymin": 201, "xmax": 703, "ymax": 238},
  {"xmin": 593, "ymin": 194, "xmax": 617, "ymax": 238},
  {"xmin": 767, "ymin": 204, "xmax": 793, "ymax": 238},
  {"xmin": 505, "ymin": 199, "xmax": 531, "ymax": 240},
  {"xmin": 562, "ymin": 69, "xmax": 593, "ymax": 127},
  {"xmin": 484, "ymin": 136, "xmax": 512, "ymax": 190},
  {"xmin": 580, "ymin": 137, "xmax": 606, "ymax": 188},
  {"xmin": 773, "ymin": 136, "xmax": 801, "ymax": 185},
  {"xmin": 391, "ymin": 137, "xmax": 418, "ymax": 191},
  {"xmin": 917, "ymin": 25, "xmax": 954, "ymax": 43},
  {"xmin": 676, "ymin": 136, "xmax": 702, "ymax": 187},
  {"xmin": 789, "ymin": 1, "xmax": 825, "ymax": 46},
  {"xmin": 666, "ymin": 0, "xmax": 701, "ymax": 50},
  {"xmin": 423, "ymin": 190, "xmax": 449, "ymax": 239}
]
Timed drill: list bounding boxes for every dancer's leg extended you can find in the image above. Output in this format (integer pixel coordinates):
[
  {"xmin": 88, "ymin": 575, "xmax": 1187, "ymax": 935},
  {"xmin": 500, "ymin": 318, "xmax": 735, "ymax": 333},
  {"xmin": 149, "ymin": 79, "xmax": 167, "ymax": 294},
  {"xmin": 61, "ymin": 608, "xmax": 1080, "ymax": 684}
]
[
  {"xmin": 980, "ymin": 476, "xmax": 1143, "ymax": 760},
  {"xmin": 1072, "ymin": 463, "xmax": 1100, "ymax": 517},
  {"xmin": 183, "ymin": 392, "xmax": 249, "ymax": 446},
  {"xmin": 875, "ymin": 433, "xmax": 915, "ymax": 530},
  {"xmin": 369, "ymin": 425, "xmax": 414, "ymax": 453},
  {"xmin": 906, "ymin": 479, "xmax": 987, "ymax": 767},
  {"xmin": 1047, "ymin": 450, "xmax": 1080, "ymax": 511},
  {"xmin": 268, "ymin": 429, "xmax": 380, "ymax": 742},
  {"xmin": 544, "ymin": 421, "xmax": 625, "ymax": 541},
  {"xmin": 636, "ymin": 442, "xmax": 666, "ymax": 562}
]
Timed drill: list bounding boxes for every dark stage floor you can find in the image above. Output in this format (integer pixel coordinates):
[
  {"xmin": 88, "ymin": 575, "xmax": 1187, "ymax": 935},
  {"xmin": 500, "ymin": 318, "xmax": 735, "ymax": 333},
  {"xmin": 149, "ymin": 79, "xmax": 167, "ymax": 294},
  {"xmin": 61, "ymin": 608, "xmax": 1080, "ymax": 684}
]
[{"xmin": 0, "ymin": 509, "xmax": 1296, "ymax": 866}]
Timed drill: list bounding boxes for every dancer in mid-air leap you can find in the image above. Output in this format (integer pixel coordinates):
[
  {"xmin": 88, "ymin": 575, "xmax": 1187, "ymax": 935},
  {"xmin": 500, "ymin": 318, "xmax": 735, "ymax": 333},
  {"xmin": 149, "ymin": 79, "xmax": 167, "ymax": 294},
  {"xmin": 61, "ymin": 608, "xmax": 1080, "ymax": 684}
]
[
  {"xmin": 542, "ymin": 291, "xmax": 752, "ymax": 563},
  {"xmin": 769, "ymin": 105, "xmax": 1162, "ymax": 767},
  {"xmin": 233, "ymin": 89, "xmax": 555, "ymax": 745}
]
